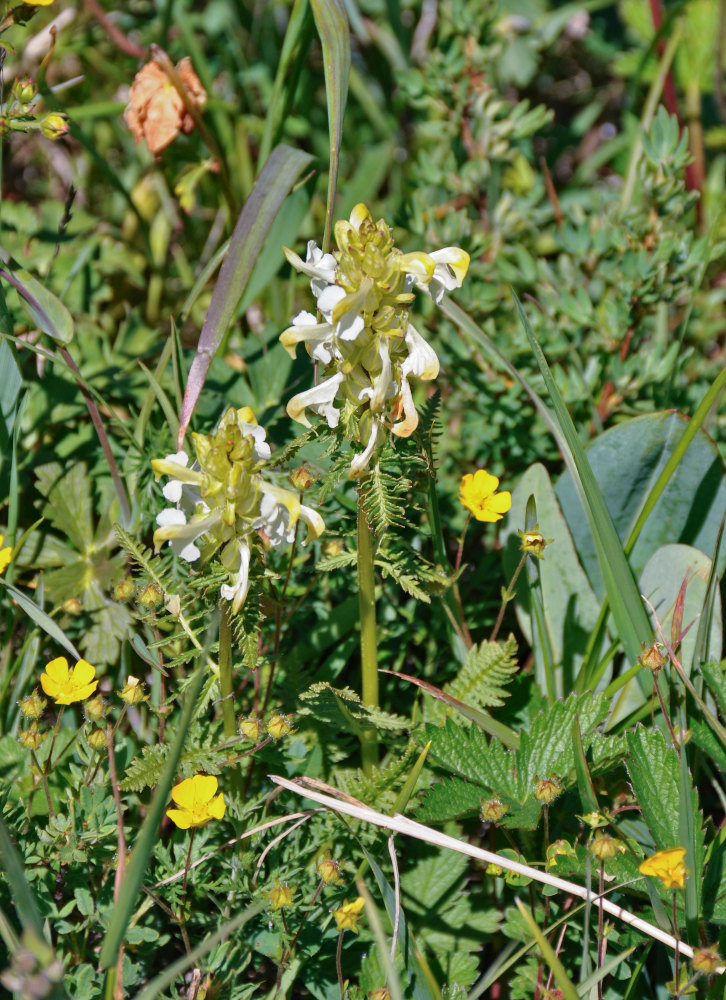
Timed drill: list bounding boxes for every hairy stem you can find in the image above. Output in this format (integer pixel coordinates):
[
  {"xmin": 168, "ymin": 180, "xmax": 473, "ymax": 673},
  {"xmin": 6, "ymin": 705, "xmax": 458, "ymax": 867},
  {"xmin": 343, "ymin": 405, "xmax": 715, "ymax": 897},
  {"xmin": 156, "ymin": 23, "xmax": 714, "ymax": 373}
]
[{"xmin": 357, "ymin": 486, "xmax": 379, "ymax": 776}]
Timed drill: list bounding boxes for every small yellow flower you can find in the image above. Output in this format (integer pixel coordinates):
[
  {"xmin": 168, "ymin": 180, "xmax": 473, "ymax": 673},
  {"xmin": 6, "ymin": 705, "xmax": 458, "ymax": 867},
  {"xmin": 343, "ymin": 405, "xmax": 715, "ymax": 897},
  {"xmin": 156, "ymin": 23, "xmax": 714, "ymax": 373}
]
[
  {"xmin": 269, "ymin": 882, "xmax": 296, "ymax": 909},
  {"xmin": 332, "ymin": 896, "xmax": 365, "ymax": 933},
  {"xmin": 26, "ymin": 0, "xmax": 56, "ymax": 5},
  {"xmin": 459, "ymin": 470, "xmax": 511, "ymax": 522},
  {"xmin": 166, "ymin": 774, "xmax": 225, "ymax": 830},
  {"xmin": 40, "ymin": 657, "xmax": 98, "ymax": 705},
  {"xmin": 0, "ymin": 534, "xmax": 12, "ymax": 574},
  {"xmin": 639, "ymin": 847, "xmax": 687, "ymax": 889}
]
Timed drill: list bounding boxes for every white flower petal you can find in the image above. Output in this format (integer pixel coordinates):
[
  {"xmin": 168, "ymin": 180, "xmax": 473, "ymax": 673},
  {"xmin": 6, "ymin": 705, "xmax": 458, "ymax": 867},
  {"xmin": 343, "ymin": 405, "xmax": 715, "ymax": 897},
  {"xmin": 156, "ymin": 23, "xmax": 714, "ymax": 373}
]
[
  {"xmin": 287, "ymin": 372, "xmax": 345, "ymax": 429},
  {"xmin": 220, "ymin": 539, "xmax": 251, "ymax": 614},
  {"xmin": 428, "ymin": 247, "xmax": 470, "ymax": 303},
  {"xmin": 401, "ymin": 322, "xmax": 440, "ymax": 381},
  {"xmin": 156, "ymin": 508, "xmax": 186, "ymax": 527},
  {"xmin": 162, "ymin": 480, "xmax": 184, "ymax": 502},
  {"xmin": 316, "ymin": 284, "xmax": 346, "ymax": 320},
  {"xmin": 349, "ymin": 417, "xmax": 385, "ymax": 478},
  {"xmin": 238, "ymin": 419, "xmax": 271, "ymax": 462}
]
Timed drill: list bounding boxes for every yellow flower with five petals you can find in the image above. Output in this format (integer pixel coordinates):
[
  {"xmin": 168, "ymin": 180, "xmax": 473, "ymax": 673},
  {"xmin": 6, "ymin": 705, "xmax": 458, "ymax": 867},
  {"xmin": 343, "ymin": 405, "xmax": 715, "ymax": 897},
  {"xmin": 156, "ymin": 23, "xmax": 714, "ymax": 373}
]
[
  {"xmin": 459, "ymin": 470, "xmax": 511, "ymax": 522},
  {"xmin": 0, "ymin": 534, "xmax": 12, "ymax": 574},
  {"xmin": 166, "ymin": 774, "xmax": 226, "ymax": 829},
  {"xmin": 332, "ymin": 896, "xmax": 365, "ymax": 933},
  {"xmin": 40, "ymin": 657, "xmax": 98, "ymax": 705}
]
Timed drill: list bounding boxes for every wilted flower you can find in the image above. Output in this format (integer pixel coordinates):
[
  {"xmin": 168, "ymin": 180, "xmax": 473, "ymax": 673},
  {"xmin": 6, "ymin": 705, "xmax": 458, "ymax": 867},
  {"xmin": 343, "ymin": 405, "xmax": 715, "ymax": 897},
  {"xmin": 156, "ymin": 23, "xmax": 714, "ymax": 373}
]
[
  {"xmin": 332, "ymin": 896, "xmax": 365, "ymax": 933},
  {"xmin": 166, "ymin": 774, "xmax": 225, "ymax": 830},
  {"xmin": 269, "ymin": 882, "xmax": 296, "ymax": 909},
  {"xmin": 639, "ymin": 642, "xmax": 666, "ymax": 672},
  {"xmin": 118, "ymin": 676, "xmax": 147, "ymax": 705},
  {"xmin": 152, "ymin": 407, "xmax": 324, "ymax": 613},
  {"xmin": 639, "ymin": 847, "xmax": 687, "ymax": 889},
  {"xmin": 518, "ymin": 527, "xmax": 552, "ymax": 559},
  {"xmin": 40, "ymin": 657, "xmax": 98, "ymax": 705},
  {"xmin": 0, "ymin": 534, "xmax": 12, "ymax": 574},
  {"xmin": 459, "ymin": 470, "xmax": 511, "ymax": 522},
  {"xmin": 124, "ymin": 56, "xmax": 206, "ymax": 156},
  {"xmin": 692, "ymin": 947, "xmax": 721, "ymax": 975},
  {"xmin": 281, "ymin": 204, "xmax": 469, "ymax": 477}
]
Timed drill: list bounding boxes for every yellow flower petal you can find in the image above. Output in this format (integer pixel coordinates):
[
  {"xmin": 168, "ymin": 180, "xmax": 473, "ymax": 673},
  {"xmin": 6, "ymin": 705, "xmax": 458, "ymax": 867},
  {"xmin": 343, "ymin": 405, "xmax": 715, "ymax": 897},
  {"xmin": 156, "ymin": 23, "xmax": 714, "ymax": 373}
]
[
  {"xmin": 0, "ymin": 546, "xmax": 11, "ymax": 574},
  {"xmin": 349, "ymin": 203, "xmax": 371, "ymax": 231},
  {"xmin": 192, "ymin": 774, "xmax": 219, "ymax": 806},
  {"xmin": 208, "ymin": 793, "xmax": 226, "ymax": 820},
  {"xmin": 166, "ymin": 808, "xmax": 192, "ymax": 830},
  {"xmin": 171, "ymin": 777, "xmax": 196, "ymax": 810},
  {"xmin": 71, "ymin": 659, "xmax": 96, "ymax": 687},
  {"xmin": 639, "ymin": 847, "xmax": 687, "ymax": 889},
  {"xmin": 44, "ymin": 657, "xmax": 70, "ymax": 684}
]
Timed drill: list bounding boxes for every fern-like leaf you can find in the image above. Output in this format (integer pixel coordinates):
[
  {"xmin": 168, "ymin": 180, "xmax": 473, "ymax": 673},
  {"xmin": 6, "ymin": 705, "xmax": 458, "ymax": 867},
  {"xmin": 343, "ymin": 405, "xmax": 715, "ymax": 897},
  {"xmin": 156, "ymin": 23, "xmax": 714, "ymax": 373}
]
[{"xmin": 427, "ymin": 636, "xmax": 519, "ymax": 725}]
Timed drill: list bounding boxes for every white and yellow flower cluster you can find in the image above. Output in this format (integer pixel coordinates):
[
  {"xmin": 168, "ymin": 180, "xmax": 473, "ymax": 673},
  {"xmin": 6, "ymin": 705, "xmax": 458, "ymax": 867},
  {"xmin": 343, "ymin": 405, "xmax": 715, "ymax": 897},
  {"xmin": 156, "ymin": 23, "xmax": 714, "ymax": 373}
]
[
  {"xmin": 152, "ymin": 406, "xmax": 324, "ymax": 612},
  {"xmin": 281, "ymin": 204, "xmax": 469, "ymax": 477}
]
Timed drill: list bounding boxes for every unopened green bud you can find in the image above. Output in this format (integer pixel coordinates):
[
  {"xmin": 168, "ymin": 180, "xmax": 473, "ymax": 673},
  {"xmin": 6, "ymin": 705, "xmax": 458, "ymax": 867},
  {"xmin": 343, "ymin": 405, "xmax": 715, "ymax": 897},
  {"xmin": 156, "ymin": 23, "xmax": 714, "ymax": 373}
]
[
  {"xmin": 40, "ymin": 113, "xmax": 69, "ymax": 140},
  {"xmin": 88, "ymin": 728, "xmax": 107, "ymax": 751},
  {"xmin": 590, "ymin": 834, "xmax": 620, "ymax": 861},
  {"xmin": 138, "ymin": 583, "xmax": 164, "ymax": 608},
  {"xmin": 692, "ymin": 946, "xmax": 721, "ymax": 975},
  {"xmin": 289, "ymin": 466, "xmax": 315, "ymax": 491},
  {"xmin": 62, "ymin": 598, "xmax": 83, "ymax": 615},
  {"xmin": 113, "ymin": 578, "xmax": 136, "ymax": 602},
  {"xmin": 19, "ymin": 722, "xmax": 48, "ymax": 750},
  {"xmin": 480, "ymin": 797, "xmax": 509, "ymax": 823},
  {"xmin": 84, "ymin": 696, "xmax": 106, "ymax": 722},
  {"xmin": 317, "ymin": 853, "xmax": 344, "ymax": 884},
  {"xmin": 639, "ymin": 643, "xmax": 665, "ymax": 672},
  {"xmin": 238, "ymin": 716, "xmax": 262, "ymax": 742},
  {"xmin": 19, "ymin": 689, "xmax": 46, "ymax": 719},
  {"xmin": 266, "ymin": 713, "xmax": 294, "ymax": 740},
  {"xmin": 13, "ymin": 78, "xmax": 36, "ymax": 105},
  {"xmin": 534, "ymin": 776, "xmax": 562, "ymax": 804}
]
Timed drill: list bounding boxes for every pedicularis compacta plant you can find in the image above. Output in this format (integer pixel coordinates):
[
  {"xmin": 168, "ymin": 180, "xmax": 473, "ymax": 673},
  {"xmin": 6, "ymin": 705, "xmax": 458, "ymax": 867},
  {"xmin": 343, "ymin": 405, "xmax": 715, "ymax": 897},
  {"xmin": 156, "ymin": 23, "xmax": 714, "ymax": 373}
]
[{"xmin": 1, "ymin": 3, "xmax": 726, "ymax": 1000}]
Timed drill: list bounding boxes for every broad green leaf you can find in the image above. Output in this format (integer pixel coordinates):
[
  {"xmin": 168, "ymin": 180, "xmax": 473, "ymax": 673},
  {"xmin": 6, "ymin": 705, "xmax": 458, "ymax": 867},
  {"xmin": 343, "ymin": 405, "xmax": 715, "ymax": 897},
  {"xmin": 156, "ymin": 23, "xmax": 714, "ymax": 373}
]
[
  {"xmin": 513, "ymin": 292, "xmax": 652, "ymax": 667},
  {"xmin": 177, "ymin": 144, "xmax": 314, "ymax": 446},
  {"xmin": 0, "ymin": 338, "xmax": 22, "ymax": 457},
  {"xmin": 99, "ymin": 661, "xmax": 207, "ymax": 969},
  {"xmin": 502, "ymin": 464, "xmax": 600, "ymax": 696},
  {"xmin": 310, "ymin": 0, "xmax": 351, "ymax": 250},
  {"xmin": 555, "ymin": 412, "xmax": 726, "ymax": 598},
  {"xmin": 0, "ymin": 578, "xmax": 81, "ymax": 660},
  {"xmin": 0, "ymin": 249, "xmax": 74, "ymax": 344},
  {"xmin": 35, "ymin": 462, "xmax": 94, "ymax": 554}
]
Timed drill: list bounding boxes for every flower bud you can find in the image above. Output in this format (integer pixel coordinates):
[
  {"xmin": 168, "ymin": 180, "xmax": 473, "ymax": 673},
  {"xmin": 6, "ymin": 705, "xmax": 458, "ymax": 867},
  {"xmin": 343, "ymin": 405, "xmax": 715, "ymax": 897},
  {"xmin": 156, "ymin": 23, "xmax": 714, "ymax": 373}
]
[
  {"xmin": 546, "ymin": 839, "xmax": 576, "ymax": 869},
  {"xmin": 269, "ymin": 882, "xmax": 295, "ymax": 909},
  {"xmin": 639, "ymin": 643, "xmax": 665, "ymax": 672},
  {"xmin": 238, "ymin": 716, "xmax": 261, "ymax": 742},
  {"xmin": 118, "ymin": 675, "xmax": 147, "ymax": 705},
  {"xmin": 266, "ymin": 713, "xmax": 294, "ymax": 740},
  {"xmin": 88, "ymin": 728, "xmax": 107, "ymax": 751},
  {"xmin": 62, "ymin": 598, "xmax": 83, "ymax": 616},
  {"xmin": 138, "ymin": 583, "xmax": 164, "ymax": 608},
  {"xmin": 579, "ymin": 811, "xmax": 607, "ymax": 829},
  {"xmin": 485, "ymin": 862, "xmax": 503, "ymax": 876},
  {"xmin": 692, "ymin": 946, "xmax": 721, "ymax": 975},
  {"xmin": 18, "ymin": 689, "xmax": 46, "ymax": 720},
  {"xmin": 19, "ymin": 722, "xmax": 48, "ymax": 750},
  {"xmin": 590, "ymin": 834, "xmax": 620, "ymax": 861},
  {"xmin": 317, "ymin": 853, "xmax": 344, "ymax": 884},
  {"xmin": 289, "ymin": 466, "xmax": 315, "ymax": 492},
  {"xmin": 370, "ymin": 989, "xmax": 391, "ymax": 1000},
  {"xmin": 84, "ymin": 695, "xmax": 106, "ymax": 722},
  {"xmin": 113, "ymin": 578, "xmax": 136, "ymax": 602},
  {"xmin": 534, "ymin": 776, "xmax": 562, "ymax": 804},
  {"xmin": 14, "ymin": 78, "xmax": 36, "ymax": 105},
  {"xmin": 40, "ymin": 113, "xmax": 69, "ymax": 140},
  {"xmin": 480, "ymin": 797, "xmax": 509, "ymax": 823}
]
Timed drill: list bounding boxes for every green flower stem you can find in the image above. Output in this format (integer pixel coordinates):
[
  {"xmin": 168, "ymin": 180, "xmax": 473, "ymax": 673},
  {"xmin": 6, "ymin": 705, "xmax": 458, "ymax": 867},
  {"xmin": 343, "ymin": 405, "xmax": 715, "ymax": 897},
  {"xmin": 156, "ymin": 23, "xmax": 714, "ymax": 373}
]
[
  {"xmin": 357, "ymin": 486, "xmax": 379, "ymax": 776},
  {"xmin": 490, "ymin": 552, "xmax": 527, "ymax": 643},
  {"xmin": 219, "ymin": 604, "xmax": 237, "ymax": 741},
  {"xmin": 44, "ymin": 706, "xmax": 64, "ymax": 775},
  {"xmin": 29, "ymin": 750, "xmax": 53, "ymax": 817},
  {"xmin": 425, "ymin": 454, "xmax": 472, "ymax": 647}
]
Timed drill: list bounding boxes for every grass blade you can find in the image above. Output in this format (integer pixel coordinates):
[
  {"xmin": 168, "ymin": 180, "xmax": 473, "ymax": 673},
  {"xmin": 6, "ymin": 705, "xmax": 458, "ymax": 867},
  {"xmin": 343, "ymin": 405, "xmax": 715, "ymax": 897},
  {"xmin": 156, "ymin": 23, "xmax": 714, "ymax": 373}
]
[
  {"xmin": 310, "ymin": 0, "xmax": 351, "ymax": 251},
  {"xmin": 512, "ymin": 292, "xmax": 652, "ymax": 666},
  {"xmin": 0, "ymin": 579, "xmax": 81, "ymax": 660},
  {"xmin": 515, "ymin": 898, "xmax": 580, "ymax": 1000},
  {"xmin": 99, "ymin": 661, "xmax": 207, "ymax": 969},
  {"xmin": 177, "ymin": 143, "xmax": 314, "ymax": 447}
]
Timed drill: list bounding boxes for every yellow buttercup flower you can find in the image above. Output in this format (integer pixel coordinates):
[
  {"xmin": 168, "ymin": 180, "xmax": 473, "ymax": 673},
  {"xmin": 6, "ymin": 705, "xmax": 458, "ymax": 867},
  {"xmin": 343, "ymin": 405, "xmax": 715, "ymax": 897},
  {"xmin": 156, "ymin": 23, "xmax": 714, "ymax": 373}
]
[
  {"xmin": 332, "ymin": 896, "xmax": 365, "ymax": 933},
  {"xmin": 166, "ymin": 774, "xmax": 225, "ymax": 830},
  {"xmin": 459, "ymin": 470, "xmax": 512, "ymax": 522},
  {"xmin": 0, "ymin": 534, "xmax": 12, "ymax": 574},
  {"xmin": 40, "ymin": 657, "xmax": 98, "ymax": 705},
  {"xmin": 26, "ymin": 0, "xmax": 55, "ymax": 5},
  {"xmin": 639, "ymin": 847, "xmax": 687, "ymax": 889}
]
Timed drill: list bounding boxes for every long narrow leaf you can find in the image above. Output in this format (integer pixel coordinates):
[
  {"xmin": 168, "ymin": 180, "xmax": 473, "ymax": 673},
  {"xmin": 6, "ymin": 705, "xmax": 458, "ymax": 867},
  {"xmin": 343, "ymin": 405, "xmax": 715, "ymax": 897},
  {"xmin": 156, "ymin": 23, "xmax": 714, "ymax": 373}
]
[
  {"xmin": 177, "ymin": 144, "xmax": 314, "ymax": 447},
  {"xmin": 310, "ymin": 0, "xmax": 350, "ymax": 251},
  {"xmin": 0, "ymin": 579, "xmax": 81, "ymax": 660},
  {"xmin": 512, "ymin": 293, "xmax": 652, "ymax": 666},
  {"xmin": 515, "ymin": 899, "xmax": 580, "ymax": 1000},
  {"xmin": 99, "ymin": 661, "xmax": 207, "ymax": 969}
]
